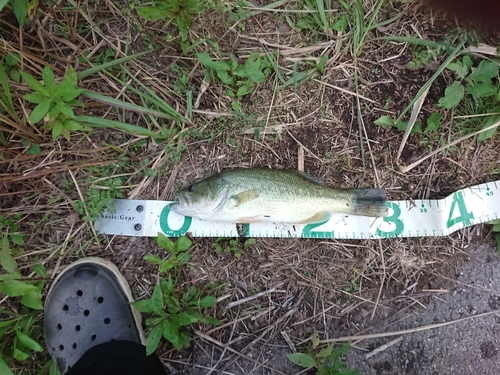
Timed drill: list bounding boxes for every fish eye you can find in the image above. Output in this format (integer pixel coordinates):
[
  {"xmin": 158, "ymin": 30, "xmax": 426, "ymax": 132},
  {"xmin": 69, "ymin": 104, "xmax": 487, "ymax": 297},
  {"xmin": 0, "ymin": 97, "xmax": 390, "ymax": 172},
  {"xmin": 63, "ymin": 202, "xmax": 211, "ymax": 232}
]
[{"xmin": 187, "ymin": 184, "xmax": 196, "ymax": 192}]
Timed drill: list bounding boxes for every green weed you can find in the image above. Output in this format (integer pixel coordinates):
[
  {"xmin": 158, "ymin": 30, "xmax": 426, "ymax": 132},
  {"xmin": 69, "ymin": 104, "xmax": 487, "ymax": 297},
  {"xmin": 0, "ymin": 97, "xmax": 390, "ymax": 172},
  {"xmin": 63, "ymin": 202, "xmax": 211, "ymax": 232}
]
[
  {"xmin": 197, "ymin": 52, "xmax": 272, "ymax": 111},
  {"xmin": 375, "ymin": 54, "xmax": 500, "ymax": 140},
  {"xmin": 214, "ymin": 237, "xmax": 255, "ymax": 258},
  {"xmin": 134, "ymin": 0, "xmax": 202, "ymax": 51},
  {"xmin": 20, "ymin": 66, "xmax": 88, "ymax": 141},
  {"xmin": 0, "ymin": 222, "xmax": 46, "ymax": 373},
  {"xmin": 132, "ymin": 235, "xmax": 220, "ymax": 354},
  {"xmin": 145, "ymin": 233, "xmax": 191, "ymax": 272},
  {"xmin": 287, "ymin": 334, "xmax": 359, "ymax": 375}
]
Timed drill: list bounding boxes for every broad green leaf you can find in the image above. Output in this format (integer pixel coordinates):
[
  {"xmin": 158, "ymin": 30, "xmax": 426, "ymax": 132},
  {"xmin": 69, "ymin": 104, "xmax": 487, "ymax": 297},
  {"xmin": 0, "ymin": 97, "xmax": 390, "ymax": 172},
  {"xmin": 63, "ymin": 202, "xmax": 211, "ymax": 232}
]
[
  {"xmin": 157, "ymin": 233, "xmax": 175, "ymax": 253},
  {"xmin": 196, "ymin": 315, "xmax": 221, "ymax": 325},
  {"xmin": 20, "ymin": 70, "xmax": 48, "ymax": 94},
  {"xmin": 333, "ymin": 15, "xmax": 348, "ymax": 31},
  {"xmin": 151, "ymin": 284, "xmax": 164, "ymax": 313},
  {"xmin": 61, "ymin": 126, "xmax": 71, "ymax": 141},
  {"xmin": 175, "ymin": 12, "xmax": 192, "ymax": 33},
  {"xmin": 55, "ymin": 101, "xmax": 74, "ymax": 118},
  {"xmin": 159, "ymin": 258, "xmax": 175, "ymax": 272},
  {"xmin": 23, "ymin": 92, "xmax": 47, "ymax": 104},
  {"xmin": 197, "ymin": 295, "xmax": 216, "ymax": 308},
  {"xmin": 13, "ymin": 346, "xmax": 29, "ymax": 361},
  {"xmin": 16, "ymin": 330, "xmax": 43, "ymax": 351},
  {"xmin": 162, "ymin": 320, "xmax": 182, "ymax": 349},
  {"xmin": 469, "ymin": 60, "xmax": 499, "ymax": 83},
  {"xmin": 31, "ymin": 263, "xmax": 46, "ymax": 277},
  {"xmin": 170, "ymin": 312, "xmax": 198, "ymax": 326},
  {"xmin": 477, "ymin": 111, "xmax": 500, "ymax": 142},
  {"xmin": 144, "ymin": 254, "xmax": 162, "ymax": 264},
  {"xmin": 0, "ymin": 278, "xmax": 37, "ymax": 296},
  {"xmin": 374, "ymin": 116, "xmax": 394, "ymax": 129},
  {"xmin": 426, "ymin": 112, "xmax": 442, "ymax": 133},
  {"xmin": 42, "ymin": 66, "xmax": 56, "ymax": 91},
  {"xmin": 396, "ymin": 120, "xmax": 421, "ymax": 134},
  {"xmin": 447, "ymin": 61, "xmax": 469, "ymax": 80},
  {"xmin": 216, "ymin": 70, "xmax": 233, "ymax": 85},
  {"xmin": 5, "ymin": 53, "xmax": 20, "ymax": 67},
  {"xmin": 10, "ymin": 69, "xmax": 20, "ymax": 82},
  {"xmin": 12, "ymin": 0, "xmax": 28, "ymax": 27},
  {"xmin": 175, "ymin": 236, "xmax": 192, "ymax": 253},
  {"xmin": 236, "ymin": 85, "xmax": 252, "ymax": 97},
  {"xmin": 237, "ymin": 67, "xmax": 265, "ymax": 83},
  {"xmin": 164, "ymin": 296, "xmax": 181, "ymax": 314},
  {"xmin": 21, "ymin": 288, "xmax": 43, "ymax": 309},
  {"xmin": 466, "ymin": 82, "xmax": 497, "ymax": 97},
  {"xmin": 145, "ymin": 323, "xmax": 163, "ymax": 355},
  {"xmin": 51, "ymin": 120, "xmax": 63, "ymax": 139},
  {"xmin": 29, "ymin": 99, "xmax": 51, "ymax": 124},
  {"xmin": 0, "ymin": 354, "xmax": 15, "ymax": 375},
  {"xmin": 317, "ymin": 343, "xmax": 335, "ymax": 358},
  {"xmin": 63, "ymin": 119, "xmax": 83, "ymax": 131},
  {"xmin": 317, "ymin": 55, "xmax": 328, "ymax": 73},
  {"xmin": 196, "ymin": 53, "xmax": 231, "ymax": 72},
  {"xmin": 0, "ymin": 0, "xmax": 9, "ymax": 14},
  {"xmin": 130, "ymin": 299, "xmax": 157, "ymax": 313},
  {"xmin": 136, "ymin": 6, "xmax": 169, "ymax": 21},
  {"xmin": 286, "ymin": 353, "xmax": 316, "ymax": 368},
  {"xmin": 437, "ymin": 81, "xmax": 464, "ymax": 109},
  {"xmin": 0, "ymin": 235, "xmax": 18, "ymax": 274},
  {"xmin": 26, "ymin": 144, "xmax": 41, "ymax": 155},
  {"xmin": 177, "ymin": 252, "xmax": 190, "ymax": 263}
]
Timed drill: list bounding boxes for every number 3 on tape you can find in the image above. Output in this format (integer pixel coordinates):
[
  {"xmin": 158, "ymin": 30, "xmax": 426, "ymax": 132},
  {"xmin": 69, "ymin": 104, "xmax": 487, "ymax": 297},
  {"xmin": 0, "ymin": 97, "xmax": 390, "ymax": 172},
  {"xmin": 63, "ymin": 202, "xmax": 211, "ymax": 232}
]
[
  {"xmin": 446, "ymin": 191, "xmax": 474, "ymax": 228},
  {"xmin": 375, "ymin": 202, "xmax": 404, "ymax": 238}
]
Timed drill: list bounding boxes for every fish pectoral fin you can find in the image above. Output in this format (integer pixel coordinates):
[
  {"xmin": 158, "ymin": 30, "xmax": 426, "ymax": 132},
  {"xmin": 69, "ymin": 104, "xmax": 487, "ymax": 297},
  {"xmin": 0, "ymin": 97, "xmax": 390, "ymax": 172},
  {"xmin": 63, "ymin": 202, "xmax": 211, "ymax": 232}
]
[
  {"xmin": 229, "ymin": 189, "xmax": 260, "ymax": 207},
  {"xmin": 299, "ymin": 211, "xmax": 331, "ymax": 224}
]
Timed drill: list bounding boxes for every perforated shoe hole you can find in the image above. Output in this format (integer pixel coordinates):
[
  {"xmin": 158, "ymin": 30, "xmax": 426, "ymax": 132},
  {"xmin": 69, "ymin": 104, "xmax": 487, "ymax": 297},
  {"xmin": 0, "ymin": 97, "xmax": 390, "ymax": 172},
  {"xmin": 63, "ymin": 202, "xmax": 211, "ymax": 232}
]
[
  {"xmin": 59, "ymin": 345, "xmax": 64, "ymax": 351},
  {"xmin": 75, "ymin": 325, "xmax": 81, "ymax": 332},
  {"xmin": 97, "ymin": 296, "xmax": 104, "ymax": 303},
  {"xmin": 57, "ymin": 323, "xmax": 62, "ymax": 330},
  {"xmin": 77, "ymin": 290, "xmax": 83, "ymax": 296},
  {"xmin": 72, "ymin": 343, "xmax": 77, "ymax": 349},
  {"xmin": 104, "ymin": 317, "xmax": 110, "ymax": 324},
  {"xmin": 63, "ymin": 305, "xmax": 68, "ymax": 311},
  {"xmin": 91, "ymin": 334, "xmax": 97, "ymax": 341},
  {"xmin": 84, "ymin": 310, "xmax": 90, "ymax": 316}
]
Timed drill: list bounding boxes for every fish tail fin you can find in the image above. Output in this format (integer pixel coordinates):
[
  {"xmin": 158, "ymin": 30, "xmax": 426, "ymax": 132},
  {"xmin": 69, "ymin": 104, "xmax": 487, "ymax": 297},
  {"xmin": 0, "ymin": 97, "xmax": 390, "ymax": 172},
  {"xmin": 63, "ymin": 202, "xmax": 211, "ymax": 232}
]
[{"xmin": 350, "ymin": 189, "xmax": 389, "ymax": 217}]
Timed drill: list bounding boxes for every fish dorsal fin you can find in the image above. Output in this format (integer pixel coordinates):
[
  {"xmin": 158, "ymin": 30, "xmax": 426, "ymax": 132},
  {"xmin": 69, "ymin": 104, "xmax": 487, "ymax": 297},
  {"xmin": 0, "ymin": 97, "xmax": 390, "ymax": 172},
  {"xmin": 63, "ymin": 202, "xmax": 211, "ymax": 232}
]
[
  {"xmin": 229, "ymin": 189, "xmax": 260, "ymax": 207},
  {"xmin": 288, "ymin": 170, "xmax": 325, "ymax": 185}
]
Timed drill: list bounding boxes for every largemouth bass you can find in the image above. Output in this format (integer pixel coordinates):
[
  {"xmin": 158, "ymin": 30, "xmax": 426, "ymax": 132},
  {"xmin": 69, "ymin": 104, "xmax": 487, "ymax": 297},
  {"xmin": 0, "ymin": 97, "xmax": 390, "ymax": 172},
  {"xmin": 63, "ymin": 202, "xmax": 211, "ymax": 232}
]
[{"xmin": 169, "ymin": 169, "xmax": 389, "ymax": 224}]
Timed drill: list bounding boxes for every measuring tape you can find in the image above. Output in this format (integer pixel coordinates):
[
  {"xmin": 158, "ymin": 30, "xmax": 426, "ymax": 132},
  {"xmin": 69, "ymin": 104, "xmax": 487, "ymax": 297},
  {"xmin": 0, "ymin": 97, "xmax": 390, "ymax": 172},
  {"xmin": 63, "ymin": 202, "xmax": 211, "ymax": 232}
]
[{"xmin": 95, "ymin": 180, "xmax": 499, "ymax": 239}]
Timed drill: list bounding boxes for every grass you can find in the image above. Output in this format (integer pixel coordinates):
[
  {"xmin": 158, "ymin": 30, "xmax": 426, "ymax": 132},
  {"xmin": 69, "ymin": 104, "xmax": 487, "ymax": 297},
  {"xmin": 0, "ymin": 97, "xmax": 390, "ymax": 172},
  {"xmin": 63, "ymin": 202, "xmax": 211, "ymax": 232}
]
[{"xmin": 0, "ymin": 0, "xmax": 500, "ymax": 374}]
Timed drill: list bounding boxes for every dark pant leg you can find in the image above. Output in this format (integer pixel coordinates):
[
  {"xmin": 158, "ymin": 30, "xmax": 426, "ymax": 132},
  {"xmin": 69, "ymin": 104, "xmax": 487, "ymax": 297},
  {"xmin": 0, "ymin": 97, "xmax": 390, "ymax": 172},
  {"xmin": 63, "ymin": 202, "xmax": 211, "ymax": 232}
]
[{"xmin": 65, "ymin": 341, "xmax": 168, "ymax": 375}]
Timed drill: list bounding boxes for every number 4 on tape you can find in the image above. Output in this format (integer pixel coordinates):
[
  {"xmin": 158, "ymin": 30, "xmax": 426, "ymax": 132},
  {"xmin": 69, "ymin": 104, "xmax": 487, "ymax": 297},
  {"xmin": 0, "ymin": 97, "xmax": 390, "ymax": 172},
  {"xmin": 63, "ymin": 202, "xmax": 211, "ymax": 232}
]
[{"xmin": 446, "ymin": 191, "xmax": 474, "ymax": 228}]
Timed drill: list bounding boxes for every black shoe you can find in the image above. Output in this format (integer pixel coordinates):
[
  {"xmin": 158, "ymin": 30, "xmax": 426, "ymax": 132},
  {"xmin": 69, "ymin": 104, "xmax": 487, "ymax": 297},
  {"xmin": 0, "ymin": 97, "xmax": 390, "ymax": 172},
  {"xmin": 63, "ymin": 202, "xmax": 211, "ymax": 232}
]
[{"xmin": 44, "ymin": 258, "xmax": 145, "ymax": 374}]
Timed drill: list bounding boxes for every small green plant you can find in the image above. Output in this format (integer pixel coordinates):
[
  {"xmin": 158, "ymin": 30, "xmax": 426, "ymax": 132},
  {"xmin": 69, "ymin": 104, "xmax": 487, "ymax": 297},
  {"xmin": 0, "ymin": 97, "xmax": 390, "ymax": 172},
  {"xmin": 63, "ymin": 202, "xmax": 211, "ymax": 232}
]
[
  {"xmin": 197, "ymin": 52, "xmax": 272, "ymax": 111},
  {"xmin": 375, "ymin": 55, "xmax": 500, "ymax": 139},
  {"xmin": 132, "ymin": 235, "xmax": 220, "ymax": 354},
  {"xmin": 0, "ymin": 223, "xmax": 47, "ymax": 374},
  {"xmin": 287, "ymin": 334, "xmax": 359, "ymax": 375},
  {"xmin": 20, "ymin": 66, "xmax": 88, "ymax": 140},
  {"xmin": 214, "ymin": 237, "xmax": 255, "ymax": 258},
  {"xmin": 145, "ymin": 233, "xmax": 191, "ymax": 272},
  {"xmin": 134, "ymin": 0, "xmax": 202, "ymax": 51}
]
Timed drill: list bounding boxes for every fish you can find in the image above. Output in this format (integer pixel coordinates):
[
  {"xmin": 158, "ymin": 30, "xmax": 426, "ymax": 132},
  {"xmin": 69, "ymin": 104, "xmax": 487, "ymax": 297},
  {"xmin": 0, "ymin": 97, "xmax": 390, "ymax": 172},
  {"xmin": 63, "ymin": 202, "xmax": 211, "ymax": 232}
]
[{"xmin": 169, "ymin": 169, "xmax": 389, "ymax": 224}]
